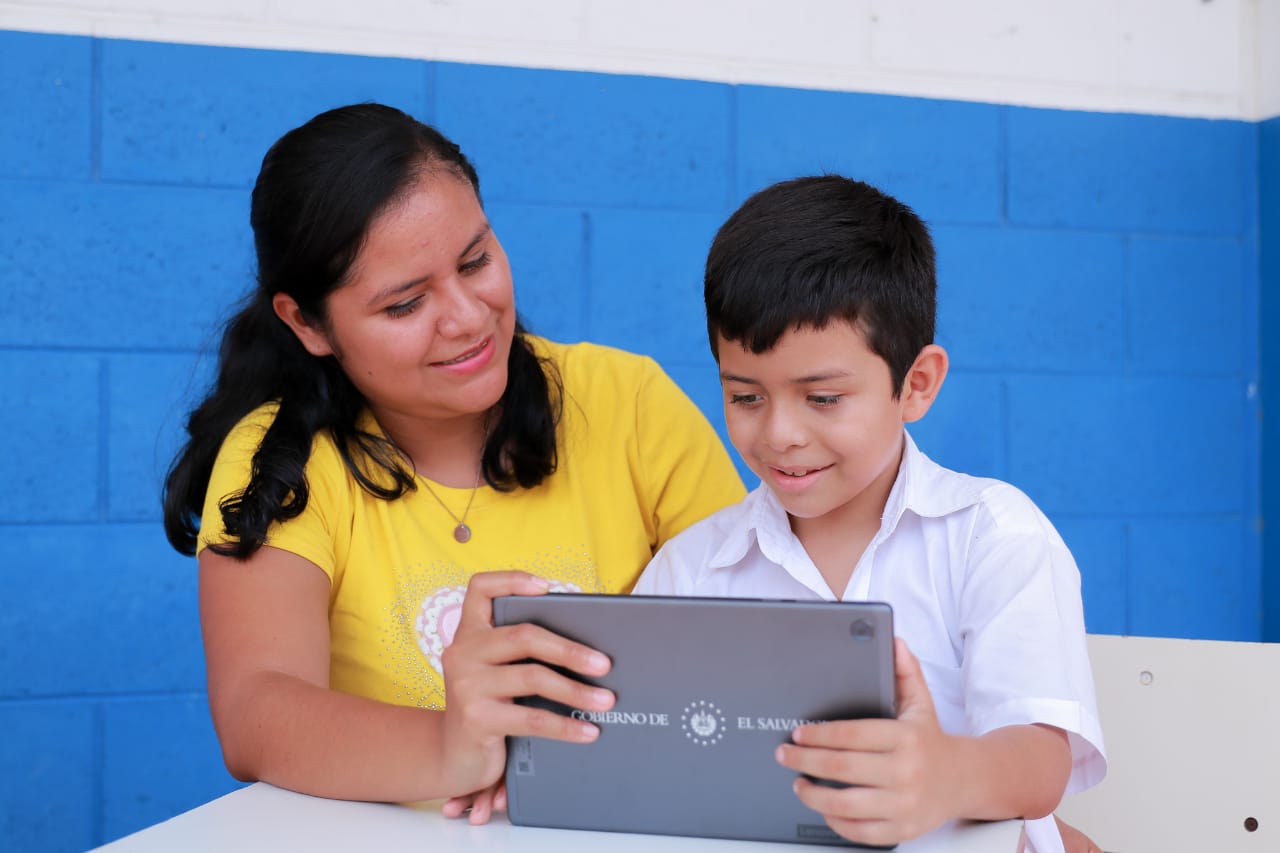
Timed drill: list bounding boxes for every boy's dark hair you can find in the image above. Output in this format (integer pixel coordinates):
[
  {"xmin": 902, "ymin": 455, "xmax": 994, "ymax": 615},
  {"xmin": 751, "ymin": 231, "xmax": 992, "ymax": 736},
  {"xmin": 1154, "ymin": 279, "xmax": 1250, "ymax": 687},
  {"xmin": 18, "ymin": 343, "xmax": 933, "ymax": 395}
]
[
  {"xmin": 704, "ymin": 175, "xmax": 936, "ymax": 396},
  {"xmin": 162, "ymin": 103, "xmax": 561, "ymax": 559}
]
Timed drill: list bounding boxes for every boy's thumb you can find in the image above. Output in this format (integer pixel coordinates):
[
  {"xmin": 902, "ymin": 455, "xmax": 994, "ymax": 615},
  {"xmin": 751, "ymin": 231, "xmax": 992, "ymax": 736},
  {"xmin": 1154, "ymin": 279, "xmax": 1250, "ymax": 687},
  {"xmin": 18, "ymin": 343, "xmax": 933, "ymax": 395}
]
[{"xmin": 893, "ymin": 636, "xmax": 937, "ymax": 720}]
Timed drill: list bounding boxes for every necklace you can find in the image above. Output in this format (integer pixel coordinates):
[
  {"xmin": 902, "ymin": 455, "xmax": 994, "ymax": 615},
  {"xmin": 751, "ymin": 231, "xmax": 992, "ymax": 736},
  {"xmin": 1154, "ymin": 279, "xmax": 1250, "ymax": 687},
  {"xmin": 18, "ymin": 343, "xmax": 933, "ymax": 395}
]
[
  {"xmin": 421, "ymin": 467, "xmax": 482, "ymax": 543},
  {"xmin": 418, "ymin": 411, "xmax": 491, "ymax": 544}
]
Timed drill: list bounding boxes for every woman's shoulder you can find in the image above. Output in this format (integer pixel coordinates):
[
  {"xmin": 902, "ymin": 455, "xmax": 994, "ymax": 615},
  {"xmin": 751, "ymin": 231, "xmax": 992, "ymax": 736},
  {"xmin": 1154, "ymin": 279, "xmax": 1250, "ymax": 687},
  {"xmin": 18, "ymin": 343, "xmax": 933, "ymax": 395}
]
[
  {"xmin": 214, "ymin": 401, "xmax": 279, "ymax": 463},
  {"xmin": 218, "ymin": 400, "xmax": 342, "ymax": 467},
  {"xmin": 529, "ymin": 336, "xmax": 671, "ymax": 405},
  {"xmin": 529, "ymin": 336, "xmax": 662, "ymax": 380},
  {"xmin": 230, "ymin": 400, "xmax": 280, "ymax": 432}
]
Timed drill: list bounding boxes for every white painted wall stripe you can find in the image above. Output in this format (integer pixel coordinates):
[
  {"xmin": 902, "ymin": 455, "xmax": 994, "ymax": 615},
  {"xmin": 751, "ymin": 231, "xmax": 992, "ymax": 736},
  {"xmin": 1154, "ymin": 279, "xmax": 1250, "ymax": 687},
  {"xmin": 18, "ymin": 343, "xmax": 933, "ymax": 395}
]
[
  {"xmin": 1260, "ymin": 0, "xmax": 1280, "ymax": 120},
  {"xmin": 1, "ymin": 0, "xmax": 1276, "ymax": 120}
]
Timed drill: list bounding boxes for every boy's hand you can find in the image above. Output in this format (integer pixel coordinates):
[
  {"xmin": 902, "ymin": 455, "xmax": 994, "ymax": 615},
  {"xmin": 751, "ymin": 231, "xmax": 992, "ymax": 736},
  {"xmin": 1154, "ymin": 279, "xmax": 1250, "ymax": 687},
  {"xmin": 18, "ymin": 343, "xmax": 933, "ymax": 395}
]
[
  {"xmin": 776, "ymin": 638, "xmax": 964, "ymax": 847},
  {"xmin": 1055, "ymin": 816, "xmax": 1103, "ymax": 853}
]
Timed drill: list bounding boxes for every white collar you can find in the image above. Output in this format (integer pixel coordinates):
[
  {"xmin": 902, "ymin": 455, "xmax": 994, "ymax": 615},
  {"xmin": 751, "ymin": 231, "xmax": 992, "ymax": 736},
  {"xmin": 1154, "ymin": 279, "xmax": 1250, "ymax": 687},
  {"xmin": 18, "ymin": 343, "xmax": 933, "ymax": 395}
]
[{"xmin": 703, "ymin": 431, "xmax": 995, "ymax": 578}]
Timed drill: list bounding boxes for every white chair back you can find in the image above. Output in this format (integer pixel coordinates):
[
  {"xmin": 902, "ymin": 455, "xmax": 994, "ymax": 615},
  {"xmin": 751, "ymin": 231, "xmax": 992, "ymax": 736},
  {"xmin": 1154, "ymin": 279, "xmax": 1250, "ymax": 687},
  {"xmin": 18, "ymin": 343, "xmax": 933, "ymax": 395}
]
[{"xmin": 1056, "ymin": 634, "xmax": 1279, "ymax": 852}]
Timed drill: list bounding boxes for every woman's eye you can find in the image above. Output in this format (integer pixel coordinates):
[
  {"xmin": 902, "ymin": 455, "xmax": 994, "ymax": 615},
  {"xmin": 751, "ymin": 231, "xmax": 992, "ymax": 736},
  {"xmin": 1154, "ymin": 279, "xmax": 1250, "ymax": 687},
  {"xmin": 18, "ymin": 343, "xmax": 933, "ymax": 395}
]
[
  {"xmin": 728, "ymin": 393, "xmax": 762, "ymax": 406},
  {"xmin": 385, "ymin": 297, "xmax": 422, "ymax": 318},
  {"xmin": 460, "ymin": 252, "xmax": 492, "ymax": 274},
  {"xmin": 809, "ymin": 395, "xmax": 842, "ymax": 407}
]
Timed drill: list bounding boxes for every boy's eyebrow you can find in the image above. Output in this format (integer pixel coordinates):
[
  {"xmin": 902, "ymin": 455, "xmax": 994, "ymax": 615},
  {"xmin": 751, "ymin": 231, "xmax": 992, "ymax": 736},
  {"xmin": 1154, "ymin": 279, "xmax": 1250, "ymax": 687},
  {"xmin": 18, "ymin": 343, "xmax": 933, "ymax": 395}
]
[
  {"xmin": 365, "ymin": 224, "xmax": 491, "ymax": 307},
  {"xmin": 719, "ymin": 370, "xmax": 853, "ymax": 385},
  {"xmin": 791, "ymin": 370, "xmax": 853, "ymax": 384}
]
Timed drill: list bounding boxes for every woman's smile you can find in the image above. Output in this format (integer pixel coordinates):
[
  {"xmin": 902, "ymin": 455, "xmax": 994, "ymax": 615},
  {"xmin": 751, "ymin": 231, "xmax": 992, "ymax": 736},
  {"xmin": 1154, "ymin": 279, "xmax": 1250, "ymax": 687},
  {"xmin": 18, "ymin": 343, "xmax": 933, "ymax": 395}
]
[{"xmin": 432, "ymin": 337, "xmax": 495, "ymax": 373}]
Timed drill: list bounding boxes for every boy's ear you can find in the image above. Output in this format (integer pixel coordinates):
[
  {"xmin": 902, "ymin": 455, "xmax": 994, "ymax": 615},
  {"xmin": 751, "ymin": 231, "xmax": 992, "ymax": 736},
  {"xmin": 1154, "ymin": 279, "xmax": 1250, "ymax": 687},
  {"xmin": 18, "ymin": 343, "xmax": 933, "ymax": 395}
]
[
  {"xmin": 900, "ymin": 344, "xmax": 948, "ymax": 423},
  {"xmin": 272, "ymin": 292, "xmax": 335, "ymax": 358}
]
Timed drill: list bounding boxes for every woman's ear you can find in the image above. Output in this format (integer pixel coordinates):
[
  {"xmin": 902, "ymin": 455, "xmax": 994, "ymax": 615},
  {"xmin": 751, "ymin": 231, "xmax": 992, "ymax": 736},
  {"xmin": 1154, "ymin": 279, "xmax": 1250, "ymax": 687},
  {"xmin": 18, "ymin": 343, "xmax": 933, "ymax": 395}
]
[
  {"xmin": 900, "ymin": 344, "xmax": 948, "ymax": 423},
  {"xmin": 272, "ymin": 292, "xmax": 334, "ymax": 357}
]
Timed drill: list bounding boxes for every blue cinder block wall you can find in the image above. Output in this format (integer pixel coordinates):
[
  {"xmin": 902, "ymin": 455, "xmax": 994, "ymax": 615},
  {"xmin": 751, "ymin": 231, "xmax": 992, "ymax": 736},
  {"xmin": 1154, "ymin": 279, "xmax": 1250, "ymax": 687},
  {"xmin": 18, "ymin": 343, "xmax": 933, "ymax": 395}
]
[
  {"xmin": 1263, "ymin": 115, "xmax": 1279, "ymax": 643},
  {"xmin": 0, "ymin": 29, "xmax": 1265, "ymax": 851}
]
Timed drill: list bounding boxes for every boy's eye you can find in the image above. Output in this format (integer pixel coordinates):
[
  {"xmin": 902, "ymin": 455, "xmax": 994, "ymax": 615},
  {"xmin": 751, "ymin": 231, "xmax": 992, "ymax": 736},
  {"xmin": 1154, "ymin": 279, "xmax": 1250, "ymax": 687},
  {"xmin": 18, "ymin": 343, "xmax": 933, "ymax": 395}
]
[
  {"xmin": 728, "ymin": 393, "xmax": 762, "ymax": 406},
  {"xmin": 808, "ymin": 394, "xmax": 842, "ymax": 407},
  {"xmin": 460, "ymin": 252, "xmax": 491, "ymax": 274},
  {"xmin": 385, "ymin": 296, "xmax": 422, "ymax": 318}
]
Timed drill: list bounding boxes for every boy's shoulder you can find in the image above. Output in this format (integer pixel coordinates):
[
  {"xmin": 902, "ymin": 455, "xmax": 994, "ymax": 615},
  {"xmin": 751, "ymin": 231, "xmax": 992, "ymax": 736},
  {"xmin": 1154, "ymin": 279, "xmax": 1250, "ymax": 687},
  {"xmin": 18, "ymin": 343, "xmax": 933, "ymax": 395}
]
[
  {"xmin": 657, "ymin": 486, "xmax": 769, "ymax": 565},
  {"xmin": 904, "ymin": 438, "xmax": 1053, "ymax": 534}
]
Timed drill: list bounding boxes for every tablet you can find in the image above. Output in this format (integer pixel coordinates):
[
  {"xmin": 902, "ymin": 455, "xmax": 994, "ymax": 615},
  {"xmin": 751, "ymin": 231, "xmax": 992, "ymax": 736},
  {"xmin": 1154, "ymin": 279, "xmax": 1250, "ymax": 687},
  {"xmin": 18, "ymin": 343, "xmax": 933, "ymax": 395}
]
[{"xmin": 494, "ymin": 593, "xmax": 896, "ymax": 847}]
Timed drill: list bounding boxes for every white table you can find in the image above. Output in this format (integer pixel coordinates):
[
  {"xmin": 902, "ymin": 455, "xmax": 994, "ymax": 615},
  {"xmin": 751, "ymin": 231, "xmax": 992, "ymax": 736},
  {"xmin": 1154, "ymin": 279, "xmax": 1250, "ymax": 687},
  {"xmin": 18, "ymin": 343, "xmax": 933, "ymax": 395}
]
[{"xmin": 92, "ymin": 782, "xmax": 1022, "ymax": 852}]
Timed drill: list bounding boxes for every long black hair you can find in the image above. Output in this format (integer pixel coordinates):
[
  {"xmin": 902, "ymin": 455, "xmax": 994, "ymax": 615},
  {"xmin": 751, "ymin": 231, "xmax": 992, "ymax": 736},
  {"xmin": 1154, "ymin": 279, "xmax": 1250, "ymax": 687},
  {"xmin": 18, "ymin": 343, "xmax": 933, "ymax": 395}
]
[{"xmin": 163, "ymin": 103, "xmax": 560, "ymax": 559}]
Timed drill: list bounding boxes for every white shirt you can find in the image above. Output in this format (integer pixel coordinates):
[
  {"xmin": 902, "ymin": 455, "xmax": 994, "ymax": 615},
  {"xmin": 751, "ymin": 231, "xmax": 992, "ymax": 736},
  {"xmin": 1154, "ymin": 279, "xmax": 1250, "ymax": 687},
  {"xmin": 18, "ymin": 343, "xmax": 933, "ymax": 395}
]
[{"xmin": 634, "ymin": 432, "xmax": 1106, "ymax": 853}]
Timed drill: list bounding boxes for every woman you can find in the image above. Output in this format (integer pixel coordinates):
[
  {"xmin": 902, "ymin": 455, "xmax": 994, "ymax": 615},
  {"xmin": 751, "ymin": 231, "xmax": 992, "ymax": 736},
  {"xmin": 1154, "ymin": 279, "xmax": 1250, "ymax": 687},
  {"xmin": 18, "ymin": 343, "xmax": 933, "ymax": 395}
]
[{"xmin": 162, "ymin": 103, "xmax": 744, "ymax": 814}]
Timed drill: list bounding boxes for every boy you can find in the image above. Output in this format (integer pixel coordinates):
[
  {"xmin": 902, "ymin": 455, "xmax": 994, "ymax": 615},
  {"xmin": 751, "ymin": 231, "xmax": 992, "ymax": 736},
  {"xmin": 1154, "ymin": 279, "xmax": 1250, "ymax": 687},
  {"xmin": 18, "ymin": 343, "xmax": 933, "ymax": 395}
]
[{"xmin": 633, "ymin": 176, "xmax": 1106, "ymax": 852}]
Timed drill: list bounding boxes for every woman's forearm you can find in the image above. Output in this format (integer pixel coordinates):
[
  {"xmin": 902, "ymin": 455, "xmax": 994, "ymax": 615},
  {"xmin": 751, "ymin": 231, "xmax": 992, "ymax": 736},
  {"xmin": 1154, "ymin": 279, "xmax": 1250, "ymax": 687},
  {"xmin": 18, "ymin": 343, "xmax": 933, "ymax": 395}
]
[{"xmin": 213, "ymin": 669, "xmax": 452, "ymax": 803}]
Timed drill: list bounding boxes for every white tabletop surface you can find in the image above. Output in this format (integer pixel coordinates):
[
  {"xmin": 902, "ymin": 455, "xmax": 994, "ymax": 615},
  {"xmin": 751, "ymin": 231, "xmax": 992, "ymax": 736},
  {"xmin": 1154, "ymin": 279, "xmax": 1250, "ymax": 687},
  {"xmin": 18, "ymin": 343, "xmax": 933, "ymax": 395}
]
[{"xmin": 91, "ymin": 782, "xmax": 1022, "ymax": 852}]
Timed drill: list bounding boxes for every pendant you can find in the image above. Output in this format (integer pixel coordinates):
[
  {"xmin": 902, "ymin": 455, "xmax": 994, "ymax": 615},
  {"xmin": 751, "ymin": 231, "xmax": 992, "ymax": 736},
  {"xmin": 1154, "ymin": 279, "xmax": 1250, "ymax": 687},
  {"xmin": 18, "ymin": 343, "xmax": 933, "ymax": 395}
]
[{"xmin": 453, "ymin": 523, "xmax": 472, "ymax": 544}]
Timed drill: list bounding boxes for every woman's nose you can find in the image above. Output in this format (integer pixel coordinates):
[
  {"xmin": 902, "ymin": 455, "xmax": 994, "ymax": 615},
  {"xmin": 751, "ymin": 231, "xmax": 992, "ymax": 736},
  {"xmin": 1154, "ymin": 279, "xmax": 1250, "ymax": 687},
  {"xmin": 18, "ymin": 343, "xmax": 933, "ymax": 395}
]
[{"xmin": 436, "ymin": 279, "xmax": 487, "ymax": 337}]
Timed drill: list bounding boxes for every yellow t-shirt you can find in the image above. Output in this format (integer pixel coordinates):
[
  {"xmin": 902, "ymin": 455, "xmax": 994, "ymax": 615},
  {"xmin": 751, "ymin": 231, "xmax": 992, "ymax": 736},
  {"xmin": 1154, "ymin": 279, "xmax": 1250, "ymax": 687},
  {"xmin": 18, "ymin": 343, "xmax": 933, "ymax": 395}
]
[{"xmin": 200, "ymin": 338, "xmax": 744, "ymax": 709}]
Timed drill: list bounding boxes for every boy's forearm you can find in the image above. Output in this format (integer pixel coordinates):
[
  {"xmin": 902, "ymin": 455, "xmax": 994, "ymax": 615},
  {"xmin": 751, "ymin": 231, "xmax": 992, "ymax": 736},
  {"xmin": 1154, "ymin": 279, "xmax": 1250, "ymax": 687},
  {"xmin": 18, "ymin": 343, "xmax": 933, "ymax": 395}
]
[
  {"xmin": 951, "ymin": 724, "xmax": 1072, "ymax": 821},
  {"xmin": 215, "ymin": 670, "xmax": 452, "ymax": 803}
]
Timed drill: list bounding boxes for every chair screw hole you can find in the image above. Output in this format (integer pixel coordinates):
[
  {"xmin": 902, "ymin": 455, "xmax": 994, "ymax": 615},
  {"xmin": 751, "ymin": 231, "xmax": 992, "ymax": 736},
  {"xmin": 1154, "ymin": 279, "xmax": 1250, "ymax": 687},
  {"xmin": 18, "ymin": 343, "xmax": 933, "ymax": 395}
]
[
  {"xmin": 1244, "ymin": 817, "xmax": 1258, "ymax": 832},
  {"xmin": 1139, "ymin": 670, "xmax": 1153, "ymax": 686}
]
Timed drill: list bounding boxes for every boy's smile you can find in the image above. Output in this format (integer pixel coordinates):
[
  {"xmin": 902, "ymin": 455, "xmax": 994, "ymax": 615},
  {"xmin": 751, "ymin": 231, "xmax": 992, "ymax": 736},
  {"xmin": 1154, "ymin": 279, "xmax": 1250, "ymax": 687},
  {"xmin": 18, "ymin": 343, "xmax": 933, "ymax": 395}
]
[
  {"xmin": 717, "ymin": 321, "xmax": 945, "ymax": 550},
  {"xmin": 767, "ymin": 462, "xmax": 834, "ymax": 492}
]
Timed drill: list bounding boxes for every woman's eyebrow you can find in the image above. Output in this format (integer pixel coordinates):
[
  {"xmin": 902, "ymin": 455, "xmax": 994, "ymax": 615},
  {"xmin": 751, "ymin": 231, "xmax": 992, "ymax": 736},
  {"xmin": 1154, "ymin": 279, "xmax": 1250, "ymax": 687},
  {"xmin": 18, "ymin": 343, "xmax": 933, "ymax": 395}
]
[
  {"xmin": 457, "ymin": 223, "xmax": 491, "ymax": 259},
  {"xmin": 366, "ymin": 224, "xmax": 493, "ymax": 307}
]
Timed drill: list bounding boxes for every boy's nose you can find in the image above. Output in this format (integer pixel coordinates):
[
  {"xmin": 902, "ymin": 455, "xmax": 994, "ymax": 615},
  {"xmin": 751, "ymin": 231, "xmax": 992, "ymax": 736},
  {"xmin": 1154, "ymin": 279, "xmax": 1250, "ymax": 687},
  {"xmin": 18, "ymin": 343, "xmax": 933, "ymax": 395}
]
[{"xmin": 762, "ymin": 406, "xmax": 807, "ymax": 452}]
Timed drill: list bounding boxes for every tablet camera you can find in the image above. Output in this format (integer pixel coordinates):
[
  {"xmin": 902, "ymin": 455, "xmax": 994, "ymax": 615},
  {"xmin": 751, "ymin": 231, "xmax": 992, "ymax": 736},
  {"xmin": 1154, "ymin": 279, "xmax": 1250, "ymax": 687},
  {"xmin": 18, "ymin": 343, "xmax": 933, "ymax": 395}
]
[{"xmin": 849, "ymin": 619, "xmax": 875, "ymax": 641}]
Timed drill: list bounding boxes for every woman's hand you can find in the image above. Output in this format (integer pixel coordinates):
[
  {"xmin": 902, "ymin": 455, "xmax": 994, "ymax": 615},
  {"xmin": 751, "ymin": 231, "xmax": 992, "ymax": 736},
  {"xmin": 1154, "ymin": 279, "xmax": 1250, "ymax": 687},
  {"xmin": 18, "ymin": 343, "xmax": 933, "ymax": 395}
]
[
  {"xmin": 442, "ymin": 779, "xmax": 507, "ymax": 825},
  {"xmin": 437, "ymin": 571, "xmax": 616, "ymax": 796}
]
